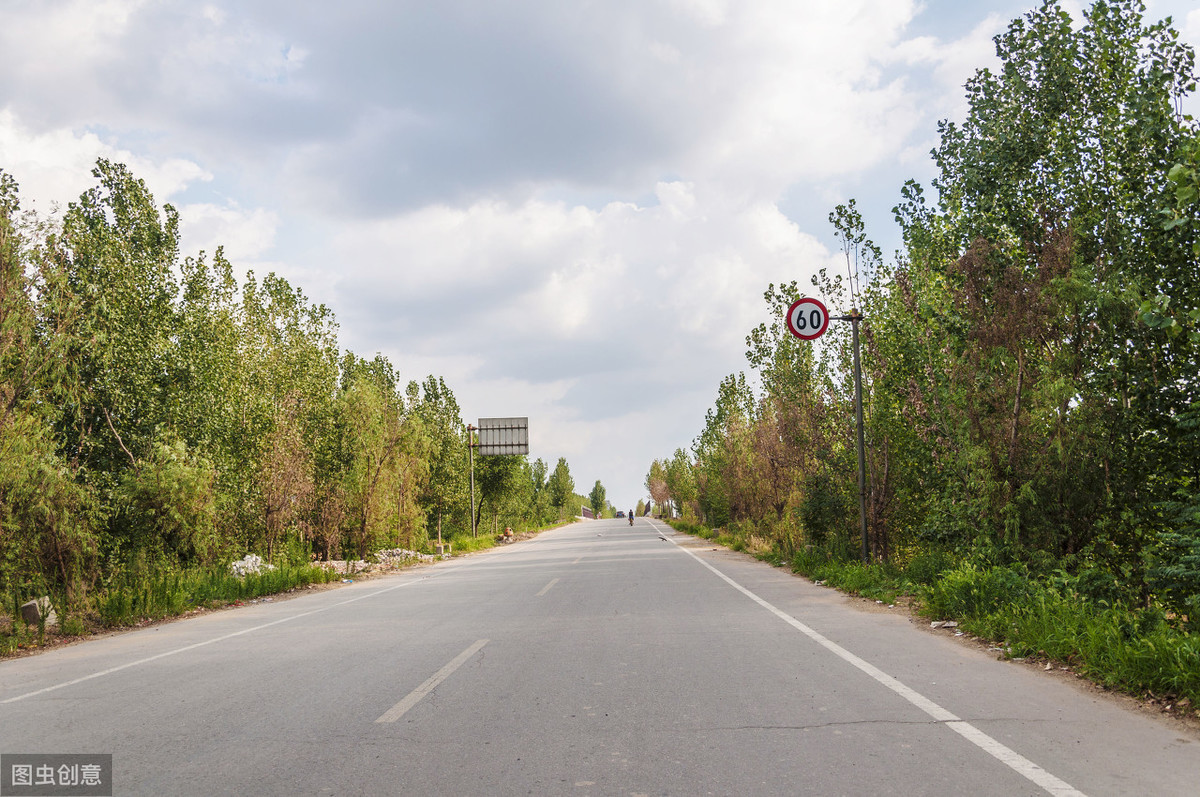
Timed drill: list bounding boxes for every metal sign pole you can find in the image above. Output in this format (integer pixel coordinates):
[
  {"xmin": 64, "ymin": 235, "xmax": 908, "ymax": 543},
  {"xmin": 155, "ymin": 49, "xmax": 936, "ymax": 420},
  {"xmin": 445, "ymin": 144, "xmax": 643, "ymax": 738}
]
[
  {"xmin": 467, "ymin": 424, "xmax": 477, "ymax": 538},
  {"xmin": 789, "ymin": 298, "xmax": 869, "ymax": 564},
  {"xmin": 831, "ymin": 310, "xmax": 869, "ymax": 563},
  {"xmin": 848, "ymin": 310, "xmax": 869, "ymax": 563}
]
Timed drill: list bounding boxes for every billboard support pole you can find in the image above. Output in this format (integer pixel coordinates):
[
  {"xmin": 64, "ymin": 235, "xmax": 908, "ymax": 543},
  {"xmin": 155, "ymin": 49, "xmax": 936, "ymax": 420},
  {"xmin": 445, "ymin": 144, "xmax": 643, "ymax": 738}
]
[
  {"xmin": 851, "ymin": 310, "xmax": 868, "ymax": 564},
  {"xmin": 467, "ymin": 424, "xmax": 477, "ymax": 538},
  {"xmin": 467, "ymin": 417, "xmax": 528, "ymax": 539}
]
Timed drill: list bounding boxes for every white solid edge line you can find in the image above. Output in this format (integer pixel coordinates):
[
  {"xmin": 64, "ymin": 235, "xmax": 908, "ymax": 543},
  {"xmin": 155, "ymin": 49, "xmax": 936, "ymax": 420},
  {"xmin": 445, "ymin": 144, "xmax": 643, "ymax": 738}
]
[
  {"xmin": 1, "ymin": 574, "xmax": 434, "ymax": 705},
  {"xmin": 536, "ymin": 577, "xmax": 560, "ymax": 597},
  {"xmin": 375, "ymin": 639, "xmax": 489, "ymax": 723},
  {"xmin": 647, "ymin": 520, "xmax": 1087, "ymax": 797}
]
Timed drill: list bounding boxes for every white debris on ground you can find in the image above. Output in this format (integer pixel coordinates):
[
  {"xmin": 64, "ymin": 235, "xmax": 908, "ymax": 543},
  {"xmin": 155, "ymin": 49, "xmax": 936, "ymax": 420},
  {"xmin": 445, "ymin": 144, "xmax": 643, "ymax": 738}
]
[
  {"xmin": 314, "ymin": 549, "xmax": 436, "ymax": 576},
  {"xmin": 374, "ymin": 548, "xmax": 435, "ymax": 566},
  {"xmin": 230, "ymin": 554, "xmax": 276, "ymax": 577},
  {"xmin": 316, "ymin": 559, "xmax": 370, "ymax": 574}
]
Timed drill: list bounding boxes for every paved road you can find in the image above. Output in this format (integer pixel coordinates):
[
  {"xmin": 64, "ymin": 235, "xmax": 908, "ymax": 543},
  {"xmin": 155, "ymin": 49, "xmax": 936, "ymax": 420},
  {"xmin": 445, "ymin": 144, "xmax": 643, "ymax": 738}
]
[{"xmin": 2, "ymin": 518, "xmax": 1198, "ymax": 796}]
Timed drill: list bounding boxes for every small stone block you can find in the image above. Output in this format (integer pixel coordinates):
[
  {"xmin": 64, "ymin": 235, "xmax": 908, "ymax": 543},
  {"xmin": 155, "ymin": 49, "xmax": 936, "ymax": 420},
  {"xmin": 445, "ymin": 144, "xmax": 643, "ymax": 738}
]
[{"xmin": 20, "ymin": 597, "xmax": 57, "ymax": 627}]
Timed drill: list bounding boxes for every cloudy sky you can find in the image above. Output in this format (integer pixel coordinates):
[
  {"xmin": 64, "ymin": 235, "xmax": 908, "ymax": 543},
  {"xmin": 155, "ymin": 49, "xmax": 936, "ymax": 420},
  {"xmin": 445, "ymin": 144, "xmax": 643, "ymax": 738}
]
[{"xmin": 2, "ymin": 0, "xmax": 1198, "ymax": 509}]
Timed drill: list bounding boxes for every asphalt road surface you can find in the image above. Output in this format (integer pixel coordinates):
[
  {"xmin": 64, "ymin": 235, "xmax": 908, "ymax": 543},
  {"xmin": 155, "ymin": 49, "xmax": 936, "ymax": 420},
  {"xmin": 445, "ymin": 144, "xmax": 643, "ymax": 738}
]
[{"xmin": 2, "ymin": 518, "xmax": 1198, "ymax": 796}]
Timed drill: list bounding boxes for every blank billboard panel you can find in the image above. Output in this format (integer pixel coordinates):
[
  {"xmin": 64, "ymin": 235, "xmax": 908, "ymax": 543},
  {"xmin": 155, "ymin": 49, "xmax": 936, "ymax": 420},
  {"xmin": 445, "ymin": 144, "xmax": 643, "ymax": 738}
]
[{"xmin": 477, "ymin": 417, "xmax": 529, "ymax": 456}]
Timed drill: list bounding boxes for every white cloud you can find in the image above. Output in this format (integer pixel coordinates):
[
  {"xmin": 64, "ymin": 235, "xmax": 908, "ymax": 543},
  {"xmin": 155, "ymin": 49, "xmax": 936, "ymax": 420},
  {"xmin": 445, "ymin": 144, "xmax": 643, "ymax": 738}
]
[
  {"xmin": 664, "ymin": 0, "xmax": 730, "ymax": 28},
  {"xmin": 176, "ymin": 202, "xmax": 279, "ymax": 262},
  {"xmin": 201, "ymin": 4, "xmax": 226, "ymax": 26},
  {"xmin": 654, "ymin": 0, "xmax": 926, "ymax": 194},
  {"xmin": 649, "ymin": 41, "xmax": 682, "ymax": 65},
  {"xmin": 1181, "ymin": 9, "xmax": 1200, "ymax": 51},
  {"xmin": 9, "ymin": 0, "xmax": 1139, "ymax": 504},
  {"xmin": 326, "ymin": 181, "xmax": 835, "ymax": 476},
  {"xmin": 891, "ymin": 16, "xmax": 1003, "ymax": 84},
  {"xmin": 1, "ymin": 0, "xmax": 147, "ymax": 77},
  {"xmin": 162, "ymin": 6, "xmax": 308, "ymax": 88},
  {"xmin": 0, "ymin": 107, "xmax": 209, "ymax": 211}
]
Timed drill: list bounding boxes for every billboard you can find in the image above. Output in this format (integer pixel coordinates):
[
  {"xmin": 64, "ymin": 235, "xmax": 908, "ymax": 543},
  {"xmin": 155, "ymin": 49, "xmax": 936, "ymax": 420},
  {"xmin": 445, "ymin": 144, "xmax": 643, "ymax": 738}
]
[{"xmin": 477, "ymin": 417, "xmax": 529, "ymax": 456}]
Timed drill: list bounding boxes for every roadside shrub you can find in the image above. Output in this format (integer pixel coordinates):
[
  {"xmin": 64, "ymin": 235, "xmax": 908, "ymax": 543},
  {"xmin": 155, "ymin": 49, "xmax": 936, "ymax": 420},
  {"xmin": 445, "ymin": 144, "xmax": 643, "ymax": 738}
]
[
  {"xmin": 60, "ymin": 615, "xmax": 86, "ymax": 636},
  {"xmin": 829, "ymin": 562, "xmax": 884, "ymax": 597},
  {"xmin": 903, "ymin": 548, "xmax": 956, "ymax": 586},
  {"xmin": 789, "ymin": 544, "xmax": 905, "ymax": 602},
  {"xmin": 112, "ymin": 435, "xmax": 217, "ymax": 565},
  {"xmin": 1053, "ymin": 565, "xmax": 1130, "ymax": 607},
  {"xmin": 0, "ymin": 414, "xmax": 100, "ymax": 598},
  {"xmin": 799, "ymin": 472, "xmax": 851, "ymax": 546},
  {"xmin": 1149, "ymin": 525, "xmax": 1200, "ymax": 630},
  {"xmin": 921, "ymin": 563, "xmax": 1033, "ymax": 621},
  {"xmin": 668, "ymin": 519, "xmax": 706, "ymax": 536},
  {"xmin": 447, "ymin": 533, "xmax": 496, "ymax": 554},
  {"xmin": 983, "ymin": 587, "xmax": 1200, "ymax": 704}
]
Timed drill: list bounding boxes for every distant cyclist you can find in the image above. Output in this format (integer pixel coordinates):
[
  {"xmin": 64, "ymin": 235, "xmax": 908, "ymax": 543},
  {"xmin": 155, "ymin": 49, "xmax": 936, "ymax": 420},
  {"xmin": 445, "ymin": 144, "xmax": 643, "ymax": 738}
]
[{"xmin": 628, "ymin": 509, "xmax": 635, "ymax": 526}]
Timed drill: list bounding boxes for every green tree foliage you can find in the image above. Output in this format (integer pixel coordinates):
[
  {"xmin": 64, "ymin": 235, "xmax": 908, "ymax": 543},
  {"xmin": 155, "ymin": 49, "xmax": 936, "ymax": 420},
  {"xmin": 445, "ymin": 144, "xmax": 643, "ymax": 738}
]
[
  {"xmin": 690, "ymin": 374, "xmax": 749, "ymax": 526},
  {"xmin": 1163, "ymin": 133, "xmax": 1200, "ymax": 264},
  {"xmin": 890, "ymin": 0, "xmax": 1198, "ymax": 568},
  {"xmin": 526, "ymin": 457, "xmax": 555, "ymax": 526},
  {"xmin": 414, "ymin": 376, "xmax": 470, "ymax": 541},
  {"xmin": 645, "ymin": 458, "xmax": 670, "ymax": 515},
  {"xmin": 329, "ymin": 355, "xmax": 431, "ymax": 557},
  {"xmin": 665, "ymin": 448, "xmax": 698, "ymax": 518},
  {"xmin": 474, "ymin": 454, "xmax": 525, "ymax": 535},
  {"xmin": 548, "ymin": 457, "xmax": 575, "ymax": 520},
  {"xmin": 113, "ymin": 435, "xmax": 217, "ymax": 564},
  {"xmin": 0, "ymin": 160, "xmax": 588, "ymax": 615},
  {"xmin": 588, "ymin": 480, "xmax": 607, "ymax": 519},
  {"xmin": 56, "ymin": 160, "xmax": 182, "ymax": 483},
  {"xmin": 658, "ymin": 1, "xmax": 1200, "ymax": 618},
  {"xmin": 1145, "ymin": 132, "xmax": 1200, "ymax": 622},
  {"xmin": 0, "ymin": 170, "xmax": 99, "ymax": 601}
]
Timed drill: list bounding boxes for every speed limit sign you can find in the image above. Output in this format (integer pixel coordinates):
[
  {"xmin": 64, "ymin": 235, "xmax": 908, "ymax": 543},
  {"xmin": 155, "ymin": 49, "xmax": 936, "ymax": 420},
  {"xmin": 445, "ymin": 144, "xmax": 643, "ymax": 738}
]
[{"xmin": 785, "ymin": 297, "xmax": 830, "ymax": 340}]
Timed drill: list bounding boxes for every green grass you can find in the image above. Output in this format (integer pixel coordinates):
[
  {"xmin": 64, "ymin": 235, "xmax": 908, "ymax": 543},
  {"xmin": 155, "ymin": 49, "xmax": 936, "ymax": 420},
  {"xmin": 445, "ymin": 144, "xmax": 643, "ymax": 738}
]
[
  {"xmin": 925, "ymin": 568, "xmax": 1200, "ymax": 704},
  {"xmin": 667, "ymin": 519, "xmax": 746, "ymax": 550},
  {"xmin": 444, "ymin": 517, "xmax": 572, "ymax": 555},
  {"xmin": 788, "ymin": 544, "xmax": 912, "ymax": 604},
  {"xmin": 446, "ymin": 533, "xmax": 498, "ymax": 554},
  {"xmin": 1, "ymin": 561, "xmax": 340, "ymax": 656},
  {"xmin": 920, "ymin": 562, "xmax": 1035, "ymax": 621},
  {"xmin": 97, "ymin": 562, "xmax": 340, "ymax": 627},
  {"xmin": 0, "ymin": 619, "xmax": 36, "ymax": 656}
]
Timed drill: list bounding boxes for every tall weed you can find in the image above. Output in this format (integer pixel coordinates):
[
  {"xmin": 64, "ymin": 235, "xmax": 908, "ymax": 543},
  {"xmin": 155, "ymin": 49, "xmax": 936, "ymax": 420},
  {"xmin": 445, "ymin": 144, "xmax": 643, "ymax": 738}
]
[
  {"xmin": 97, "ymin": 563, "xmax": 336, "ymax": 627},
  {"xmin": 983, "ymin": 589, "xmax": 1200, "ymax": 703},
  {"xmin": 920, "ymin": 563, "xmax": 1033, "ymax": 620}
]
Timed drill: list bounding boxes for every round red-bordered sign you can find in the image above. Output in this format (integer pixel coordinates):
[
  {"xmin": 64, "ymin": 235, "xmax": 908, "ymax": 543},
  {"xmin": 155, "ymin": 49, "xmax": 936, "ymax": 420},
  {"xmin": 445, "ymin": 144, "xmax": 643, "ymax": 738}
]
[{"xmin": 785, "ymin": 297, "xmax": 830, "ymax": 340}]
